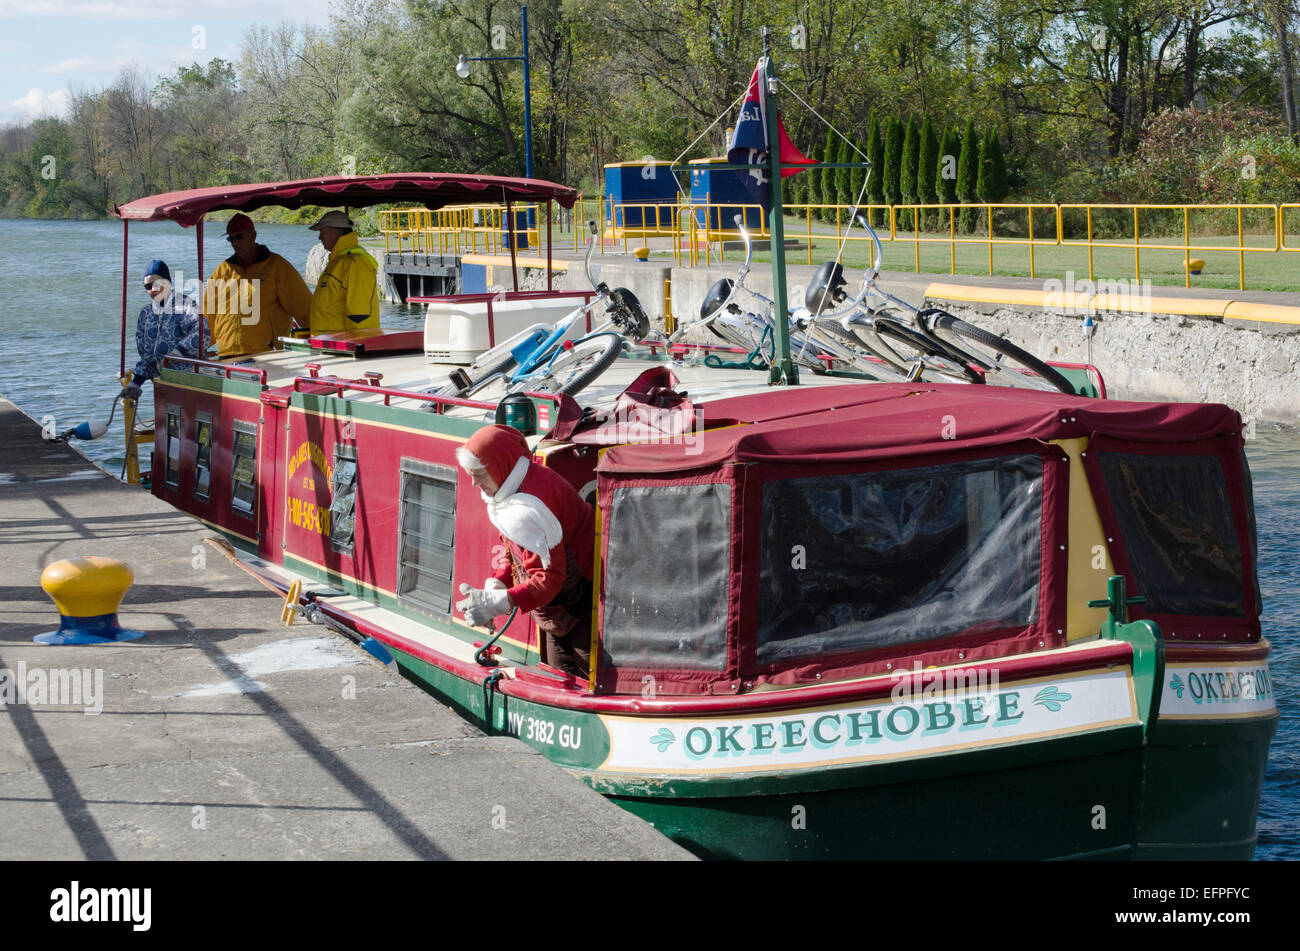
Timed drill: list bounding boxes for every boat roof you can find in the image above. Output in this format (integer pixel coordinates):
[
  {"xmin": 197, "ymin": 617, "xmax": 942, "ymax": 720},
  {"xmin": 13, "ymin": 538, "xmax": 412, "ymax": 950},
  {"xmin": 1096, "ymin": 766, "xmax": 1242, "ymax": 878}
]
[
  {"xmin": 113, "ymin": 173, "xmax": 578, "ymax": 227},
  {"xmin": 599, "ymin": 382, "xmax": 1243, "ymax": 474}
]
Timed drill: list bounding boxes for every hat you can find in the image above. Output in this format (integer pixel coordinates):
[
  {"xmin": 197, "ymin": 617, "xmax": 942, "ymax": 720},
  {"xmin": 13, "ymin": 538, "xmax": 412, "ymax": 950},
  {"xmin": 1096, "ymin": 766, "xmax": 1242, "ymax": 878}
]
[
  {"xmin": 143, "ymin": 260, "xmax": 171, "ymax": 284},
  {"xmin": 225, "ymin": 213, "xmax": 255, "ymax": 235},
  {"xmin": 309, "ymin": 210, "xmax": 354, "ymax": 231},
  {"xmin": 457, "ymin": 425, "xmax": 530, "ymax": 487}
]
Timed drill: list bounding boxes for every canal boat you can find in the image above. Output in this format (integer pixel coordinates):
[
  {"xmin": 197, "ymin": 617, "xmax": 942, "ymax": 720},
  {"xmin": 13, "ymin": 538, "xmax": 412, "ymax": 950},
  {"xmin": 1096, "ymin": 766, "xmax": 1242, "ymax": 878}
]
[{"xmin": 105, "ymin": 172, "xmax": 1277, "ymax": 860}]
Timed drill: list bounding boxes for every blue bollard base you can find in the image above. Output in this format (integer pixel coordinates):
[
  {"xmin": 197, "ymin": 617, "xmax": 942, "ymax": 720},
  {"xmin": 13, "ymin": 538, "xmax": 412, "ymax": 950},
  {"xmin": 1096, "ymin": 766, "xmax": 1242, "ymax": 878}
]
[{"xmin": 33, "ymin": 613, "xmax": 146, "ymax": 645}]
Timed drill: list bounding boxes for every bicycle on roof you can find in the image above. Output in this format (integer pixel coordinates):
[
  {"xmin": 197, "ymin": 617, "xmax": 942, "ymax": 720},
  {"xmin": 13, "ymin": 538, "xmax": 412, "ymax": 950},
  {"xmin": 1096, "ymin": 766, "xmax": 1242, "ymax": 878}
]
[{"xmin": 432, "ymin": 221, "xmax": 649, "ymax": 401}]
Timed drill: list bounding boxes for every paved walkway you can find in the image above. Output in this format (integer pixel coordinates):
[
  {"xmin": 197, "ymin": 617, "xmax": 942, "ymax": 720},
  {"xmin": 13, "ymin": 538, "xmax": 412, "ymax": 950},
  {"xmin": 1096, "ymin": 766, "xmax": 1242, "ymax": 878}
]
[{"xmin": 0, "ymin": 399, "xmax": 691, "ymax": 861}]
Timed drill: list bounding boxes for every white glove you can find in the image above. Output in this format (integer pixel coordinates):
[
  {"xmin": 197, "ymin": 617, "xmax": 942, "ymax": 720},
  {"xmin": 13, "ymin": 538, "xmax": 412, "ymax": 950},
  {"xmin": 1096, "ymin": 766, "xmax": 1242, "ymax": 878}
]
[{"xmin": 457, "ymin": 581, "xmax": 511, "ymax": 627}]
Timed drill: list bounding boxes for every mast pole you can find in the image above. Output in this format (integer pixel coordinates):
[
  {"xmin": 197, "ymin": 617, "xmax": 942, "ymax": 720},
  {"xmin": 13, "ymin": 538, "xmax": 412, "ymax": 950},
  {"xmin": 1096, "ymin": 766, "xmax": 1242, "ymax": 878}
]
[{"xmin": 761, "ymin": 27, "xmax": 796, "ymax": 385}]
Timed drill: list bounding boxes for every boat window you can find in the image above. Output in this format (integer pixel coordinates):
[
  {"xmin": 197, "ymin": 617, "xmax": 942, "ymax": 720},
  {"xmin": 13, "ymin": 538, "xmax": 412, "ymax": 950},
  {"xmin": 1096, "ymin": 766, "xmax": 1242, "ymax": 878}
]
[
  {"xmin": 164, "ymin": 409, "xmax": 181, "ymax": 487},
  {"xmin": 602, "ymin": 483, "xmax": 730, "ymax": 670},
  {"xmin": 194, "ymin": 413, "xmax": 212, "ymax": 500},
  {"xmin": 329, "ymin": 448, "xmax": 358, "ymax": 554},
  {"xmin": 397, "ymin": 459, "xmax": 457, "ymax": 617},
  {"xmin": 230, "ymin": 421, "xmax": 258, "ymax": 518},
  {"xmin": 756, "ymin": 455, "xmax": 1043, "ymax": 665},
  {"xmin": 1098, "ymin": 452, "xmax": 1244, "ymax": 616},
  {"xmin": 1241, "ymin": 449, "xmax": 1262, "ymax": 616}
]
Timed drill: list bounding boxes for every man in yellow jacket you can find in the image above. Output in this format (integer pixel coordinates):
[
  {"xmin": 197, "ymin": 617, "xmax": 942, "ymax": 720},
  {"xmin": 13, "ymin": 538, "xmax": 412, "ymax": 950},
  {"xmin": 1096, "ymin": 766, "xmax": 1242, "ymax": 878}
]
[
  {"xmin": 308, "ymin": 210, "xmax": 380, "ymax": 333},
  {"xmin": 202, "ymin": 213, "xmax": 313, "ymax": 358}
]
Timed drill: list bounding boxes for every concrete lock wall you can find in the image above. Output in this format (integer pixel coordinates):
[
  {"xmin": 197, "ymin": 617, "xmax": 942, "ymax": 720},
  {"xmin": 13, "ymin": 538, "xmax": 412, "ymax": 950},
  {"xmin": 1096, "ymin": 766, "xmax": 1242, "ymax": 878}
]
[{"xmin": 930, "ymin": 299, "xmax": 1300, "ymax": 425}]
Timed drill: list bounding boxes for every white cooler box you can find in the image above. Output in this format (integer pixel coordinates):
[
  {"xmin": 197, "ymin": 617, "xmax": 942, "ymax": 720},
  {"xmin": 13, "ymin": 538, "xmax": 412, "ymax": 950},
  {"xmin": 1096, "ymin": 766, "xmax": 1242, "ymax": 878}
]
[{"xmin": 424, "ymin": 292, "xmax": 595, "ymax": 364}]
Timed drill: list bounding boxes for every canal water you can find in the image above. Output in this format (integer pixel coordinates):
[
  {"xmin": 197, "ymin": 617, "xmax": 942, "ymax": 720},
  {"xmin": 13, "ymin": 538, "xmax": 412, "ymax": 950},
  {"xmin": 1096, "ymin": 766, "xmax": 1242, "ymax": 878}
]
[{"xmin": 0, "ymin": 217, "xmax": 1295, "ymax": 858}]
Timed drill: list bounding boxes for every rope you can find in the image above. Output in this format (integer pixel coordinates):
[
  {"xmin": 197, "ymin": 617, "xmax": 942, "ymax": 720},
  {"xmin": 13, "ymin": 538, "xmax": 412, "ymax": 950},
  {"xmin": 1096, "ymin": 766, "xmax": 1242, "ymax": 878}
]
[
  {"xmin": 776, "ymin": 78, "xmax": 874, "ymax": 274},
  {"xmin": 667, "ymin": 87, "xmax": 752, "ymax": 200}
]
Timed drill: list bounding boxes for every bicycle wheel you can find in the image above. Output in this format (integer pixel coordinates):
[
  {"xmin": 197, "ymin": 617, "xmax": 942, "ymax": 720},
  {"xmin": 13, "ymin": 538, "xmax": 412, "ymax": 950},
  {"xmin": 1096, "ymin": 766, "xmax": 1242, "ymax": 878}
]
[
  {"xmin": 513, "ymin": 333, "xmax": 623, "ymax": 398},
  {"xmin": 873, "ymin": 316, "xmax": 984, "ymax": 384},
  {"xmin": 925, "ymin": 312, "xmax": 1075, "ymax": 393},
  {"xmin": 809, "ymin": 320, "xmax": 909, "ymax": 381}
]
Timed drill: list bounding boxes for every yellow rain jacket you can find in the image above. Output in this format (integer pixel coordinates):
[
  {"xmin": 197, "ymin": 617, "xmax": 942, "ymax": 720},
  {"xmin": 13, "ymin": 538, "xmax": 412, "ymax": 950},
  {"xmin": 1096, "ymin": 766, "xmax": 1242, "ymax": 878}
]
[
  {"xmin": 202, "ymin": 246, "xmax": 313, "ymax": 358},
  {"xmin": 309, "ymin": 231, "xmax": 380, "ymax": 333}
]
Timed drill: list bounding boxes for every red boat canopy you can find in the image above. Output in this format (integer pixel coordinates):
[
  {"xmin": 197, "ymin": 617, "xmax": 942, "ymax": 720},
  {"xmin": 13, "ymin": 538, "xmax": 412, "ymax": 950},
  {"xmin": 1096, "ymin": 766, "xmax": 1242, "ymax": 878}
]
[
  {"xmin": 599, "ymin": 383, "xmax": 1243, "ymax": 475},
  {"xmin": 114, "ymin": 173, "xmax": 578, "ymax": 227}
]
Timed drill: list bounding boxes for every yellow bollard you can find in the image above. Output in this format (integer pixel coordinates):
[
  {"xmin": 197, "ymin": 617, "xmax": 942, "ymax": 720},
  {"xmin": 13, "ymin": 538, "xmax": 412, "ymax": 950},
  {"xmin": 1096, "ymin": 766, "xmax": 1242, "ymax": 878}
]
[
  {"xmin": 36, "ymin": 557, "xmax": 146, "ymax": 644},
  {"xmin": 633, "ymin": 246, "xmax": 650, "ymax": 261},
  {"xmin": 1187, "ymin": 258, "xmax": 1206, "ymax": 276}
]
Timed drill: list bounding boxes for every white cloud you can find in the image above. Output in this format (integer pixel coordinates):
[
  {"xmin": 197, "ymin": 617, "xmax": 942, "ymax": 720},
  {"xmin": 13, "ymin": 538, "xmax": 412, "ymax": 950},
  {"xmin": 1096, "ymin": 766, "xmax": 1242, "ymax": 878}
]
[{"xmin": 11, "ymin": 86, "xmax": 71, "ymax": 117}]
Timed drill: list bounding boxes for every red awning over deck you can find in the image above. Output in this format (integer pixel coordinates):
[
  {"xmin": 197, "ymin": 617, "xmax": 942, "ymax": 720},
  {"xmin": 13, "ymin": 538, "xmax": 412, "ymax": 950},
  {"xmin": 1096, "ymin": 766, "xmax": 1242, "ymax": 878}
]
[
  {"xmin": 599, "ymin": 383, "xmax": 1244, "ymax": 475},
  {"xmin": 113, "ymin": 173, "xmax": 578, "ymax": 227}
]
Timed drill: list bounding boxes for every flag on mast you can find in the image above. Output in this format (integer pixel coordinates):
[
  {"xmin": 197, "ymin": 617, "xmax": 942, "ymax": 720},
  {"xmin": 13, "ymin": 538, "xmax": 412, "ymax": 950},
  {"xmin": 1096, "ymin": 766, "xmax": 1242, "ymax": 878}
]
[{"xmin": 726, "ymin": 58, "xmax": 816, "ymax": 212}]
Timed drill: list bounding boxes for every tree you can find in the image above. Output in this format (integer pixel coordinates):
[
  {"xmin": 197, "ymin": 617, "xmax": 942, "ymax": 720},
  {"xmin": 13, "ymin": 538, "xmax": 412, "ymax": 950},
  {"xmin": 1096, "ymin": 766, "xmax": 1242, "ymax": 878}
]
[
  {"xmin": 836, "ymin": 135, "xmax": 853, "ymax": 209},
  {"xmin": 866, "ymin": 112, "xmax": 884, "ymax": 222},
  {"xmin": 155, "ymin": 60, "xmax": 245, "ymax": 190},
  {"xmin": 918, "ymin": 116, "xmax": 939, "ymax": 230},
  {"xmin": 936, "ymin": 126, "xmax": 961, "ymax": 232},
  {"xmin": 978, "ymin": 128, "xmax": 1011, "ymax": 204},
  {"xmin": 883, "ymin": 116, "xmax": 903, "ymax": 208},
  {"xmin": 900, "ymin": 117, "xmax": 919, "ymax": 229},
  {"xmin": 957, "ymin": 118, "xmax": 978, "ymax": 231},
  {"xmin": 819, "ymin": 127, "xmax": 838, "ymax": 219},
  {"xmin": 102, "ymin": 67, "xmax": 166, "ymax": 196}
]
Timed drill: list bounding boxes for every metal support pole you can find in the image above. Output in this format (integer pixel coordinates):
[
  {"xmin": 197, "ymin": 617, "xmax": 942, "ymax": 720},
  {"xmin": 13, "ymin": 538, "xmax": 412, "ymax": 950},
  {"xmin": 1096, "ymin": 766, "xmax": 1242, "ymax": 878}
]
[
  {"xmin": 762, "ymin": 29, "xmax": 796, "ymax": 385},
  {"xmin": 196, "ymin": 218, "xmax": 209, "ymax": 353},
  {"xmin": 120, "ymin": 219, "xmax": 129, "ymax": 378},
  {"xmin": 522, "ymin": 4, "xmax": 533, "ymax": 180}
]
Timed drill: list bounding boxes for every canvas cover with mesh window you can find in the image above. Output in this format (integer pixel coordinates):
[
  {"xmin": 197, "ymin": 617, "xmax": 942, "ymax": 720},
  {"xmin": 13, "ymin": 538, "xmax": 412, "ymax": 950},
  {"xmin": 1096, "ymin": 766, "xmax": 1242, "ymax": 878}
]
[{"xmin": 593, "ymin": 383, "xmax": 1258, "ymax": 695}]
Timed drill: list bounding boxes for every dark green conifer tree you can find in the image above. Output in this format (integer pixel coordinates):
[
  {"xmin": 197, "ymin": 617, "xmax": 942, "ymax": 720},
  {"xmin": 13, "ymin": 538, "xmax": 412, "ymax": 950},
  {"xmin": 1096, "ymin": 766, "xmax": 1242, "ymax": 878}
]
[
  {"xmin": 937, "ymin": 126, "xmax": 962, "ymax": 232},
  {"xmin": 900, "ymin": 118, "xmax": 919, "ymax": 230},
  {"xmin": 883, "ymin": 117, "xmax": 903, "ymax": 210},
  {"xmin": 918, "ymin": 116, "xmax": 939, "ymax": 231},
  {"xmin": 864, "ymin": 114, "xmax": 883, "ymax": 225},
  {"xmin": 957, "ymin": 119, "xmax": 979, "ymax": 232}
]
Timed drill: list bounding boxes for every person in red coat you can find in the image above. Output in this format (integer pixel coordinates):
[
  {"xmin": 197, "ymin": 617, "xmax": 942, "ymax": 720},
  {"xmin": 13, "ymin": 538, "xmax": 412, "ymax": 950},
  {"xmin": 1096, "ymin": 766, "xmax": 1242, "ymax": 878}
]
[{"xmin": 455, "ymin": 425, "xmax": 595, "ymax": 677}]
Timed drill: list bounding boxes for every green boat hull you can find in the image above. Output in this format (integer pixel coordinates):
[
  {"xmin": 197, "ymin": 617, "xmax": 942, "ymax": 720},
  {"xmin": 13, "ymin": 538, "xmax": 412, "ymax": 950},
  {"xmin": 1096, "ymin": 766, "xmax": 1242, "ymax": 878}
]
[{"xmin": 387, "ymin": 643, "xmax": 1276, "ymax": 861}]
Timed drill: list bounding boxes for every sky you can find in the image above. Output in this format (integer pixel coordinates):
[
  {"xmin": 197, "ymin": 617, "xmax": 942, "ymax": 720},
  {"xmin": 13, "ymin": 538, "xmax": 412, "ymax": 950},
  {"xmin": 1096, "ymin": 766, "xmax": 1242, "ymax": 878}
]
[{"xmin": 1, "ymin": 0, "xmax": 335, "ymax": 124}]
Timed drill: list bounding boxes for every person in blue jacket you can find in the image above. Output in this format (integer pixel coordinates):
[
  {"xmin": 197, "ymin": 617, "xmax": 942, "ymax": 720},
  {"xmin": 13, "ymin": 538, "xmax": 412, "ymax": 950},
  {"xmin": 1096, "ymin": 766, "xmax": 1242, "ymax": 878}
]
[{"xmin": 122, "ymin": 260, "xmax": 208, "ymax": 401}]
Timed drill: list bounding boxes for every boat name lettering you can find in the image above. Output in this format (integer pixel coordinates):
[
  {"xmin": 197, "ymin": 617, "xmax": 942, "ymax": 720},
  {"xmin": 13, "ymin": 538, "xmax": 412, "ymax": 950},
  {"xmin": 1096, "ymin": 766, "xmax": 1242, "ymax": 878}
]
[
  {"xmin": 675, "ymin": 691, "xmax": 1030, "ymax": 760},
  {"xmin": 1168, "ymin": 667, "xmax": 1272, "ymax": 705},
  {"xmin": 506, "ymin": 711, "xmax": 583, "ymax": 750}
]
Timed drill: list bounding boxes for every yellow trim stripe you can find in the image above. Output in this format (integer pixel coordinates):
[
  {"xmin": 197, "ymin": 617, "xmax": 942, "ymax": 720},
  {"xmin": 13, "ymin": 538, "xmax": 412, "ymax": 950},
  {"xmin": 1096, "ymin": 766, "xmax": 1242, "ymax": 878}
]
[
  {"xmin": 287, "ymin": 404, "xmax": 471, "ymax": 442},
  {"xmin": 459, "ymin": 253, "xmax": 572, "ymax": 271},
  {"xmin": 924, "ymin": 282, "xmax": 1300, "ymax": 325},
  {"xmin": 196, "ymin": 516, "xmax": 257, "ymax": 545}
]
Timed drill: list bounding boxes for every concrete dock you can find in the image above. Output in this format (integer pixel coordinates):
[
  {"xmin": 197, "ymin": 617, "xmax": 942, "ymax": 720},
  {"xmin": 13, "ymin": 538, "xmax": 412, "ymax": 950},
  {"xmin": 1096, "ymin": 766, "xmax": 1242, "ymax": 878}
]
[{"xmin": 0, "ymin": 398, "xmax": 691, "ymax": 861}]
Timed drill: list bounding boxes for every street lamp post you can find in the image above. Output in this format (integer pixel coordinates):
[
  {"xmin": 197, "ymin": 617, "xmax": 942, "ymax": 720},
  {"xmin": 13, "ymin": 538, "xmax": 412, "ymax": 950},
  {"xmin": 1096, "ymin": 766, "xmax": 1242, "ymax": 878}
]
[{"xmin": 455, "ymin": 4, "xmax": 533, "ymax": 179}]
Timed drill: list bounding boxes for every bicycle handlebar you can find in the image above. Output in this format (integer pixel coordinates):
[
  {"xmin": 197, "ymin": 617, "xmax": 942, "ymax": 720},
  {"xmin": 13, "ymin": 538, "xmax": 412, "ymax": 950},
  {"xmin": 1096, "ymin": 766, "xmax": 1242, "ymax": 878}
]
[{"xmin": 582, "ymin": 220, "xmax": 599, "ymax": 289}]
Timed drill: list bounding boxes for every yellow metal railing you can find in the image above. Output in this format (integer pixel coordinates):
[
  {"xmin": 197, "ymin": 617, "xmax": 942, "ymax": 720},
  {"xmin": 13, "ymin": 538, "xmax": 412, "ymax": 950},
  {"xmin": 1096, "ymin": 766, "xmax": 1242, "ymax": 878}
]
[
  {"xmin": 380, "ymin": 204, "xmax": 546, "ymax": 257},
  {"xmin": 1055, "ymin": 203, "xmax": 1279, "ymax": 290},
  {"xmin": 784, "ymin": 201, "xmax": 1288, "ymax": 290},
  {"xmin": 1279, "ymin": 204, "xmax": 1300, "ymax": 253},
  {"xmin": 381, "ymin": 200, "xmax": 1295, "ymax": 290}
]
